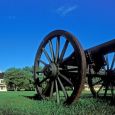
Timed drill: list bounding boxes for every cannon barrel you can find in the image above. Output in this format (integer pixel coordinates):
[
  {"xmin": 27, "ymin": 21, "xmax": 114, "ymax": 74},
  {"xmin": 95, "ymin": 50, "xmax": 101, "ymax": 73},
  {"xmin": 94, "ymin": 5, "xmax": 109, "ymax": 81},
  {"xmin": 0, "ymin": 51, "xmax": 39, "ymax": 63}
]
[
  {"xmin": 84, "ymin": 39, "xmax": 115, "ymax": 72},
  {"xmin": 85, "ymin": 39, "xmax": 115, "ymax": 55}
]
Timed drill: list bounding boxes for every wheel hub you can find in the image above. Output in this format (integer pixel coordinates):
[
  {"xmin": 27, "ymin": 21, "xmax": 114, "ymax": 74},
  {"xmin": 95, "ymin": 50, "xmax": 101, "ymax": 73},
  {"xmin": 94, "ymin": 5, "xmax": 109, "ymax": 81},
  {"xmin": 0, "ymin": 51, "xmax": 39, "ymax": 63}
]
[{"xmin": 44, "ymin": 63, "xmax": 58, "ymax": 77}]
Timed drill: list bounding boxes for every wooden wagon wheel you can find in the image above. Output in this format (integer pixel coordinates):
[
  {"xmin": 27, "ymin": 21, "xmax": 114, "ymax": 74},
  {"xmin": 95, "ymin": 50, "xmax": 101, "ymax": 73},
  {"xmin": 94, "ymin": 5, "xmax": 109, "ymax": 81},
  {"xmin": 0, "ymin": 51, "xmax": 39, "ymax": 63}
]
[
  {"xmin": 34, "ymin": 30, "xmax": 86, "ymax": 105},
  {"xmin": 88, "ymin": 52, "xmax": 115, "ymax": 100}
]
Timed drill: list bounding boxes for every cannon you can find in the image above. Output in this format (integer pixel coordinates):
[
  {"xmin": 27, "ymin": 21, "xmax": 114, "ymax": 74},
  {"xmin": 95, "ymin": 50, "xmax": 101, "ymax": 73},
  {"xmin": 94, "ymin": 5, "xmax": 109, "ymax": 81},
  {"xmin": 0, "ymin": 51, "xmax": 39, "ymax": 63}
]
[{"xmin": 34, "ymin": 30, "xmax": 115, "ymax": 105}]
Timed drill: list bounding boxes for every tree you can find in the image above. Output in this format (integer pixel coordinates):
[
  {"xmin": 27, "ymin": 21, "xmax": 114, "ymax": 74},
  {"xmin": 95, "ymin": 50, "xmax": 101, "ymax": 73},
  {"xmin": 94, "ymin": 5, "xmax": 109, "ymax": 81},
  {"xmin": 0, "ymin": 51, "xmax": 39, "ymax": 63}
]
[
  {"xmin": 4, "ymin": 67, "xmax": 34, "ymax": 91},
  {"xmin": 22, "ymin": 66, "xmax": 34, "ymax": 90},
  {"xmin": 4, "ymin": 68, "xmax": 23, "ymax": 91}
]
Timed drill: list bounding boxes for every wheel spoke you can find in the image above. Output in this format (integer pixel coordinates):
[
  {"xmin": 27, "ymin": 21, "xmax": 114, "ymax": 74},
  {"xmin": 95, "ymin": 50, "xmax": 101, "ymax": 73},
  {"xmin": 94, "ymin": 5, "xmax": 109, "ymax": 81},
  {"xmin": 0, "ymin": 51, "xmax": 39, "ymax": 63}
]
[
  {"xmin": 104, "ymin": 84, "xmax": 108, "ymax": 97},
  {"xmin": 39, "ymin": 59, "xmax": 47, "ymax": 65},
  {"xmin": 59, "ymin": 68, "xmax": 78, "ymax": 73},
  {"xmin": 39, "ymin": 76, "xmax": 50, "ymax": 85},
  {"xmin": 57, "ymin": 77, "xmax": 68, "ymax": 99},
  {"xmin": 55, "ymin": 36, "xmax": 60, "ymax": 63},
  {"xmin": 105, "ymin": 55, "xmax": 109, "ymax": 70},
  {"xmin": 36, "ymin": 71, "xmax": 42, "ymax": 74},
  {"xmin": 49, "ymin": 40, "xmax": 55, "ymax": 62},
  {"xmin": 50, "ymin": 81, "xmax": 54, "ymax": 97},
  {"xmin": 102, "ymin": 66, "xmax": 106, "ymax": 71},
  {"xmin": 59, "ymin": 66, "xmax": 78, "ymax": 72},
  {"xmin": 110, "ymin": 53, "xmax": 115, "ymax": 70},
  {"xmin": 36, "ymin": 85, "xmax": 43, "ymax": 95},
  {"xmin": 36, "ymin": 70, "xmax": 44, "ymax": 74},
  {"xmin": 97, "ymin": 84, "xmax": 104, "ymax": 95},
  {"xmin": 60, "ymin": 40, "xmax": 69, "ymax": 63},
  {"xmin": 66, "ymin": 65, "xmax": 78, "ymax": 69},
  {"xmin": 92, "ymin": 79, "xmax": 103, "ymax": 86},
  {"xmin": 59, "ymin": 72, "xmax": 73, "ymax": 86},
  {"xmin": 35, "ymin": 73, "xmax": 39, "ymax": 79},
  {"xmin": 42, "ymin": 48, "xmax": 52, "ymax": 63},
  {"xmin": 55, "ymin": 79, "xmax": 60, "ymax": 104},
  {"xmin": 36, "ymin": 66, "xmax": 47, "ymax": 74}
]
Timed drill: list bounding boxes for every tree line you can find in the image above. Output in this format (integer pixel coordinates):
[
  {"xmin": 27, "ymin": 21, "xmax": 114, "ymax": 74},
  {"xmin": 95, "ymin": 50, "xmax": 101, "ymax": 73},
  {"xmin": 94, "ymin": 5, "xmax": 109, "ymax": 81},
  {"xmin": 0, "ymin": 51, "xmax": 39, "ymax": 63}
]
[{"xmin": 4, "ymin": 66, "xmax": 35, "ymax": 91}]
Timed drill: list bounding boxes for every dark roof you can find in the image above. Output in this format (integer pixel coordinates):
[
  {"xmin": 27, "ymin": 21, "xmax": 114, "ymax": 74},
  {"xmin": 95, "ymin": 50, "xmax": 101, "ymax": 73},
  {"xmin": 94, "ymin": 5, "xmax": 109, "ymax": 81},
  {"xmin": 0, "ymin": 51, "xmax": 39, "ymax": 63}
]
[{"xmin": 0, "ymin": 73, "xmax": 4, "ymax": 79}]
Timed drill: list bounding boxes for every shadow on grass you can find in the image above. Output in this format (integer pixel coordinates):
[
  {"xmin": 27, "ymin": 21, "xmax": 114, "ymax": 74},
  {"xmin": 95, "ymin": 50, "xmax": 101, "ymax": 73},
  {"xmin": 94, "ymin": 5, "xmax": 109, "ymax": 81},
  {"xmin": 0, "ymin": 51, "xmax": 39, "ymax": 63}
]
[
  {"xmin": 23, "ymin": 94, "xmax": 43, "ymax": 101},
  {"xmin": 22, "ymin": 92, "xmax": 115, "ymax": 106},
  {"xmin": 81, "ymin": 93, "xmax": 115, "ymax": 106}
]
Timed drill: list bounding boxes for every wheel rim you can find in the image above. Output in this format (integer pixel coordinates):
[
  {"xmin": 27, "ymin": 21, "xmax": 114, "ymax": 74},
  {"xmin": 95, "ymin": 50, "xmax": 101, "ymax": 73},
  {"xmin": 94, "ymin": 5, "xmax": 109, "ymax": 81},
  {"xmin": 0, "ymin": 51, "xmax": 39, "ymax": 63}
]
[
  {"xmin": 88, "ymin": 52, "xmax": 115, "ymax": 100},
  {"xmin": 34, "ymin": 30, "xmax": 86, "ymax": 105}
]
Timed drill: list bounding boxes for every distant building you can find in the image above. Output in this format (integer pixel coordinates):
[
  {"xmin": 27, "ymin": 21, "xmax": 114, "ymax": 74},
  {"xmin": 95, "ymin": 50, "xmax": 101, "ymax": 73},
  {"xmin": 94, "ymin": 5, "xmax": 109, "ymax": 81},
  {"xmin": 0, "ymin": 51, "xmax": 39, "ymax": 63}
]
[{"xmin": 0, "ymin": 73, "xmax": 7, "ymax": 91}]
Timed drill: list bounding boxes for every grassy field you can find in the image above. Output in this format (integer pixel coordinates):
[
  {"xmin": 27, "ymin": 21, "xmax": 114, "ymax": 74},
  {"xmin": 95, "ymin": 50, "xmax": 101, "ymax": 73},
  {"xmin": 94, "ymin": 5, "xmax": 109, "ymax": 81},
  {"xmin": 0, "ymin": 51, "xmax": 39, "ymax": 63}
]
[{"xmin": 0, "ymin": 91, "xmax": 114, "ymax": 115}]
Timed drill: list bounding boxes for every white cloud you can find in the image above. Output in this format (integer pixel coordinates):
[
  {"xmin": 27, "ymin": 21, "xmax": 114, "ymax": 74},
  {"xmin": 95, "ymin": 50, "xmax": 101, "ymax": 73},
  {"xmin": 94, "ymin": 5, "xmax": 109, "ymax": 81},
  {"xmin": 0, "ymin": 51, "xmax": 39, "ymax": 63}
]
[{"xmin": 56, "ymin": 5, "xmax": 78, "ymax": 16}]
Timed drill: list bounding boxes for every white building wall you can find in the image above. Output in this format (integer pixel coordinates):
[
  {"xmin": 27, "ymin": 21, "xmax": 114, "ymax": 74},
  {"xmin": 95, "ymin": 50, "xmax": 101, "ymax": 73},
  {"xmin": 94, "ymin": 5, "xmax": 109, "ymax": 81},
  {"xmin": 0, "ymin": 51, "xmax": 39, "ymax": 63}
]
[{"xmin": 0, "ymin": 79, "xmax": 7, "ymax": 92}]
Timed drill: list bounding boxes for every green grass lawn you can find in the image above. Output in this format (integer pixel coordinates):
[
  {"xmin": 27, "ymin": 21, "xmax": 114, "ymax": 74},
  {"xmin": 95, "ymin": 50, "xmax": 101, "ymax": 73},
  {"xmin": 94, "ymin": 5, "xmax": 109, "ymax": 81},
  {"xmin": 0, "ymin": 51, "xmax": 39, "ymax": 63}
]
[{"xmin": 0, "ymin": 91, "xmax": 114, "ymax": 115}]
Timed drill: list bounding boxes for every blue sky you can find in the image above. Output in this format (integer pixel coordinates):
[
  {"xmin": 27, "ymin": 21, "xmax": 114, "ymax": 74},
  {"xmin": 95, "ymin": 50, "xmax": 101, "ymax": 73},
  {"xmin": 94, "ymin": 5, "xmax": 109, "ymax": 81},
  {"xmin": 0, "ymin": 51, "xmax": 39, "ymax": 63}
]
[{"xmin": 0, "ymin": 0, "xmax": 115, "ymax": 71}]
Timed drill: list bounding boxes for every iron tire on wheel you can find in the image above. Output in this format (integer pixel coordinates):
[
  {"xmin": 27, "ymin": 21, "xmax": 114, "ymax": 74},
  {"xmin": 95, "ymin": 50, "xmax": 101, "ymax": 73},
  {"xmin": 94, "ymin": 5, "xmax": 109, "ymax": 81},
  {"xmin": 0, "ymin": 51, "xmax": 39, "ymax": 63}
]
[{"xmin": 34, "ymin": 30, "xmax": 86, "ymax": 105}]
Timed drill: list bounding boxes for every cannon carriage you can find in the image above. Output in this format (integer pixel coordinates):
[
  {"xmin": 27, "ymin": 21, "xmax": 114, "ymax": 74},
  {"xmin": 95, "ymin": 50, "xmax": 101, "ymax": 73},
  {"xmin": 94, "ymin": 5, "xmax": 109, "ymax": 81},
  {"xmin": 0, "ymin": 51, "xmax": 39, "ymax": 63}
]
[{"xmin": 34, "ymin": 30, "xmax": 115, "ymax": 105}]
